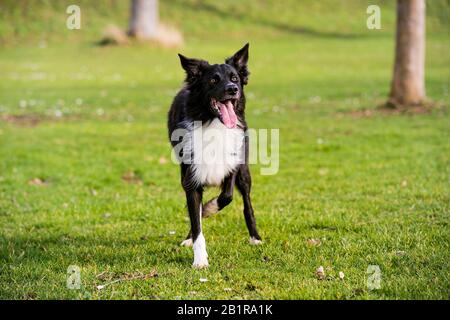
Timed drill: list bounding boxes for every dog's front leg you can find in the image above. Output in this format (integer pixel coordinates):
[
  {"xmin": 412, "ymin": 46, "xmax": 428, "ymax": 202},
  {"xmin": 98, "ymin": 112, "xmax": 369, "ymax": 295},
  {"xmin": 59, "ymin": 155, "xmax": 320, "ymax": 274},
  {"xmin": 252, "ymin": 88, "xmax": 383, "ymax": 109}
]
[
  {"xmin": 185, "ymin": 186, "xmax": 209, "ymax": 268},
  {"xmin": 236, "ymin": 164, "xmax": 262, "ymax": 245}
]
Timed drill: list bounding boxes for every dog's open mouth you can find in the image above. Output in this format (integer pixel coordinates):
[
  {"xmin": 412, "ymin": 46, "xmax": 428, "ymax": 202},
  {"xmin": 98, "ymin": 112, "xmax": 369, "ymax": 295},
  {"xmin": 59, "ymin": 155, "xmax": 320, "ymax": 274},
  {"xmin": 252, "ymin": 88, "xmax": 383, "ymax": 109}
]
[{"xmin": 211, "ymin": 98, "xmax": 238, "ymax": 129}]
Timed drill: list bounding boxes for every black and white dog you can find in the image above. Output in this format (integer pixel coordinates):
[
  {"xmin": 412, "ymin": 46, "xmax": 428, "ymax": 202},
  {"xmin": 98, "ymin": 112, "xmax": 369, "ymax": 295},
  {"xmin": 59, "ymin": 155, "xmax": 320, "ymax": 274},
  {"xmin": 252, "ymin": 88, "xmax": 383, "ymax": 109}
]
[{"xmin": 168, "ymin": 44, "xmax": 262, "ymax": 268}]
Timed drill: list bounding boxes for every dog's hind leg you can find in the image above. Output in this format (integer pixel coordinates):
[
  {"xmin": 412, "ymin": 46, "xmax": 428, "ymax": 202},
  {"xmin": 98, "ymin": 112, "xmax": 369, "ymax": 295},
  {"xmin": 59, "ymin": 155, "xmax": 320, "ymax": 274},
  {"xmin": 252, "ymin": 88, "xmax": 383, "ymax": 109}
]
[
  {"xmin": 202, "ymin": 173, "xmax": 236, "ymax": 218},
  {"xmin": 236, "ymin": 165, "xmax": 262, "ymax": 245},
  {"xmin": 180, "ymin": 230, "xmax": 193, "ymax": 247}
]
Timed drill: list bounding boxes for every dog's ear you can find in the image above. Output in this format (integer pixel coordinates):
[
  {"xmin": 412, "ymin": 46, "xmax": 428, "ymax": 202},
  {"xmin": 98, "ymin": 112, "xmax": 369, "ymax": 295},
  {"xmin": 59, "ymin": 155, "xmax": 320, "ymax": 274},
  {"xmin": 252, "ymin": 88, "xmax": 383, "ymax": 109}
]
[
  {"xmin": 178, "ymin": 54, "xmax": 209, "ymax": 82},
  {"xmin": 226, "ymin": 43, "xmax": 250, "ymax": 85}
]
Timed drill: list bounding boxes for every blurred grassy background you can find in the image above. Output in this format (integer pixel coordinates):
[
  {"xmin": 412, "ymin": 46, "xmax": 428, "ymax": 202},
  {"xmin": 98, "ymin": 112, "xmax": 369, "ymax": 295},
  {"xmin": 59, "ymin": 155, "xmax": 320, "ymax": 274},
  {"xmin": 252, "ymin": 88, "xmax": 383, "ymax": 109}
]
[{"xmin": 0, "ymin": 0, "xmax": 449, "ymax": 46}]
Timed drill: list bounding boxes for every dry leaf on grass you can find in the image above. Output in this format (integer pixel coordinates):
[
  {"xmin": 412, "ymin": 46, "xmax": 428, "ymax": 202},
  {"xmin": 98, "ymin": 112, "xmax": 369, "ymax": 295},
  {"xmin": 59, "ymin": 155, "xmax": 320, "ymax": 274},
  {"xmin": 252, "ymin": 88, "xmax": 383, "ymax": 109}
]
[
  {"xmin": 96, "ymin": 269, "xmax": 158, "ymax": 290},
  {"xmin": 121, "ymin": 171, "xmax": 143, "ymax": 185},
  {"xmin": 158, "ymin": 156, "xmax": 168, "ymax": 164},
  {"xmin": 96, "ymin": 271, "xmax": 112, "ymax": 281},
  {"xmin": 307, "ymin": 238, "xmax": 322, "ymax": 246},
  {"xmin": 28, "ymin": 178, "xmax": 46, "ymax": 186}
]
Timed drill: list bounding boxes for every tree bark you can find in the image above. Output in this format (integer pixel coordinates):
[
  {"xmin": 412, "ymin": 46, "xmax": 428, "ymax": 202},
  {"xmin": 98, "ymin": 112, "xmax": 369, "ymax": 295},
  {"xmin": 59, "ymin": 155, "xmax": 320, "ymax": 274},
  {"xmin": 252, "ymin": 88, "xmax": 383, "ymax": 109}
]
[
  {"xmin": 389, "ymin": 0, "xmax": 426, "ymax": 106},
  {"xmin": 128, "ymin": 0, "xmax": 159, "ymax": 40}
]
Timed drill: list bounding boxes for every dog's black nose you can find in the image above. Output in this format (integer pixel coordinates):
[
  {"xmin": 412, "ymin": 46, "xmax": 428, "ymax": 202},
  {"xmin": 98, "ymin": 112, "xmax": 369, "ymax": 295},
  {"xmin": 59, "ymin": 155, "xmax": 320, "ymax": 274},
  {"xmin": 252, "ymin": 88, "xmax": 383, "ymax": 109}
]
[{"xmin": 226, "ymin": 84, "xmax": 238, "ymax": 95}]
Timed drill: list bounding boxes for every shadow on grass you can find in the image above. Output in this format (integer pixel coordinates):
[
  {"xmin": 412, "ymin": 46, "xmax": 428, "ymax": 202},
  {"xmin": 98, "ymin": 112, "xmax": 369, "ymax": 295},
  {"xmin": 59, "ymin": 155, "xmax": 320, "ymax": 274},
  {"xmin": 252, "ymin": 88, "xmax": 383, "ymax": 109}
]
[
  {"xmin": 0, "ymin": 233, "xmax": 190, "ymax": 269},
  {"xmin": 170, "ymin": 0, "xmax": 368, "ymax": 39}
]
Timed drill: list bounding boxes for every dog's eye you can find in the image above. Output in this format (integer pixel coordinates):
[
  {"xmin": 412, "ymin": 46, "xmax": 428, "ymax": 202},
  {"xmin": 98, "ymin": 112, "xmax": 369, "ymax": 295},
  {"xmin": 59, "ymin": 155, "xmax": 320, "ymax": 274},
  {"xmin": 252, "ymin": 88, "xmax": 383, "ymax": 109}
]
[
  {"xmin": 231, "ymin": 75, "xmax": 238, "ymax": 82},
  {"xmin": 210, "ymin": 75, "xmax": 220, "ymax": 84}
]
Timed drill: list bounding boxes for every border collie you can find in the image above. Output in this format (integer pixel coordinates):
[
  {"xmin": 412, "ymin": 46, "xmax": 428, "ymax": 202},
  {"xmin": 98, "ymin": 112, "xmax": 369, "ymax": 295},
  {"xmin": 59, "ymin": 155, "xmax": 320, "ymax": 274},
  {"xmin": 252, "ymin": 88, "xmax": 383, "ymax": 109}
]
[{"xmin": 168, "ymin": 44, "xmax": 262, "ymax": 268}]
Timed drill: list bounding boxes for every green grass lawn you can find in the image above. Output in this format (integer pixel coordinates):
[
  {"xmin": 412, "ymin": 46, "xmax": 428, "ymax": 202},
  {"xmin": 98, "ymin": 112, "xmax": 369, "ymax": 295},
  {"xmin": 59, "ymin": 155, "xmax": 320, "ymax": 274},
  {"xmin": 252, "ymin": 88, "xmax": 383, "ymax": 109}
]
[{"xmin": 0, "ymin": 1, "xmax": 449, "ymax": 300}]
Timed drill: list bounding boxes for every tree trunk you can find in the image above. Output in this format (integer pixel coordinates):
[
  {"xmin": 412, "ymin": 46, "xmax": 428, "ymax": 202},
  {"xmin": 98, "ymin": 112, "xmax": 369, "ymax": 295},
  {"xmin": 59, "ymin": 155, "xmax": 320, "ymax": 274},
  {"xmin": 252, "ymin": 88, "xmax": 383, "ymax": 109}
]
[
  {"xmin": 128, "ymin": 0, "xmax": 159, "ymax": 40},
  {"xmin": 389, "ymin": 0, "xmax": 426, "ymax": 106}
]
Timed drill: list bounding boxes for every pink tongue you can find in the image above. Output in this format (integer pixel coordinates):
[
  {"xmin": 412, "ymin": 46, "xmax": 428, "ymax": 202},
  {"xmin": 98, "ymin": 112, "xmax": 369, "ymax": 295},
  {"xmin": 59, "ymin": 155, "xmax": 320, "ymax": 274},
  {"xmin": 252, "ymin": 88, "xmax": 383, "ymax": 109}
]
[{"xmin": 219, "ymin": 101, "xmax": 237, "ymax": 128}]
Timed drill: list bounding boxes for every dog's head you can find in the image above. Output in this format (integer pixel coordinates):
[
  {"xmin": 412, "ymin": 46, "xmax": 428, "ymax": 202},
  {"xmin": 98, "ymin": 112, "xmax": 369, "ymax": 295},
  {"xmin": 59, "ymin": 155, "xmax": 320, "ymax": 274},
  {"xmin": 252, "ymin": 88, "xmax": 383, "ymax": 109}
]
[{"xmin": 178, "ymin": 43, "xmax": 250, "ymax": 128}]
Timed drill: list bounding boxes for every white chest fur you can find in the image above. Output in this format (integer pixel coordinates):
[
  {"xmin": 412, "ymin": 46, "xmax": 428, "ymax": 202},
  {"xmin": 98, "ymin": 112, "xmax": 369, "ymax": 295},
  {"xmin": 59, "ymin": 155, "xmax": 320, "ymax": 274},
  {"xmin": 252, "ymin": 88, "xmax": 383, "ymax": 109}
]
[{"xmin": 188, "ymin": 118, "xmax": 244, "ymax": 186}]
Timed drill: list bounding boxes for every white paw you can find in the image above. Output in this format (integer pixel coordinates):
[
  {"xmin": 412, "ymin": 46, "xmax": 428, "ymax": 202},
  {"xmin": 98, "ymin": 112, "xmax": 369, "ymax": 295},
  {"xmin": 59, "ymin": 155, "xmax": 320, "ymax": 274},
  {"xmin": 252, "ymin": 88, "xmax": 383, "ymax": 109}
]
[
  {"xmin": 192, "ymin": 258, "xmax": 209, "ymax": 269},
  {"xmin": 180, "ymin": 238, "xmax": 193, "ymax": 247},
  {"xmin": 192, "ymin": 233, "xmax": 209, "ymax": 268},
  {"xmin": 192, "ymin": 249, "xmax": 209, "ymax": 268},
  {"xmin": 249, "ymin": 237, "xmax": 262, "ymax": 245}
]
